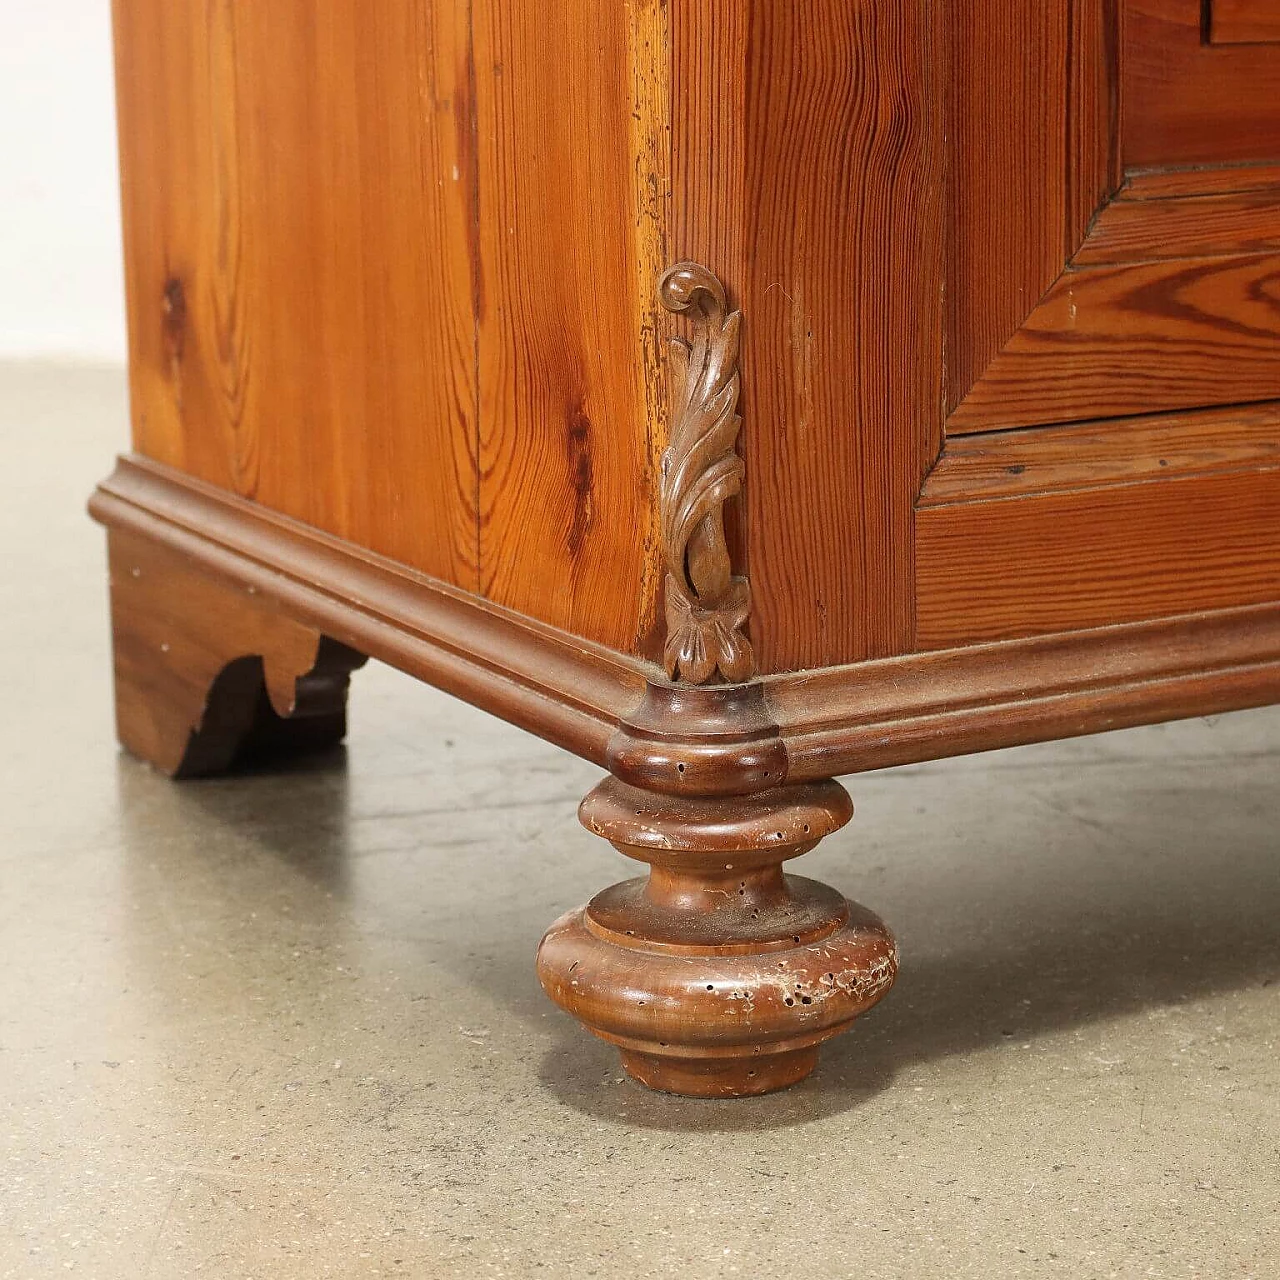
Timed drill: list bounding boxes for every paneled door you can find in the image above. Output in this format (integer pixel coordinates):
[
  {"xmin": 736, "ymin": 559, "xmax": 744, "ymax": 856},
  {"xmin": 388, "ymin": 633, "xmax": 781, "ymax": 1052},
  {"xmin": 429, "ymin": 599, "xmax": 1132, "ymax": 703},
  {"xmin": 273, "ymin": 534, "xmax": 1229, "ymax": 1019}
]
[{"xmin": 915, "ymin": 0, "xmax": 1280, "ymax": 647}]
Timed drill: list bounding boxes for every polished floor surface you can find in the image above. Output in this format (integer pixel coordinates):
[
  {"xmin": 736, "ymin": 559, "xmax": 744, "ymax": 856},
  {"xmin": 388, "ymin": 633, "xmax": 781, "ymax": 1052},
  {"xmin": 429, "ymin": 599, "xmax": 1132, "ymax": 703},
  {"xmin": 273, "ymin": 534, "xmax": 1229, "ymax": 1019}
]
[{"xmin": 3, "ymin": 362, "xmax": 1278, "ymax": 1278}]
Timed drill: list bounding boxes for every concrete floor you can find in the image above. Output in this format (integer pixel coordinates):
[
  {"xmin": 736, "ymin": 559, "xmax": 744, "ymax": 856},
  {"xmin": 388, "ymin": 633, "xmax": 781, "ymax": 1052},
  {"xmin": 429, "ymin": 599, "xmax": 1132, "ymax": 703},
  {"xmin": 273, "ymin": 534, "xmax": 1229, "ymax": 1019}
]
[{"xmin": 2, "ymin": 361, "xmax": 1278, "ymax": 1279}]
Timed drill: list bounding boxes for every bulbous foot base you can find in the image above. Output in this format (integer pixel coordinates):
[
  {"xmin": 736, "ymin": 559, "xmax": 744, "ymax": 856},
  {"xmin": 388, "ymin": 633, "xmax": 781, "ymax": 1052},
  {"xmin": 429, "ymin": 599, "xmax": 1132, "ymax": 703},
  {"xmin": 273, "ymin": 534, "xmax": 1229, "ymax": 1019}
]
[{"xmin": 537, "ymin": 777, "xmax": 898, "ymax": 1098}]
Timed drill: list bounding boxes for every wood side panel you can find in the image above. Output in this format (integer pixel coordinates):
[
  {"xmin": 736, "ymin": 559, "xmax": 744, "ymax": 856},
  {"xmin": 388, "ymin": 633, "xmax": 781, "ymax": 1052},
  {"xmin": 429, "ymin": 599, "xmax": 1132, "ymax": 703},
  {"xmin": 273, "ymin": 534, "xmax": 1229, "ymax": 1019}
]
[
  {"xmin": 1125, "ymin": 0, "xmax": 1280, "ymax": 166},
  {"xmin": 944, "ymin": 2, "xmax": 1069, "ymax": 417},
  {"xmin": 916, "ymin": 466, "xmax": 1280, "ymax": 647},
  {"xmin": 672, "ymin": 1, "xmax": 942, "ymax": 672},
  {"xmin": 947, "ymin": 252, "xmax": 1280, "ymax": 432},
  {"xmin": 472, "ymin": 0, "xmax": 664, "ymax": 653},
  {"xmin": 112, "ymin": 0, "xmax": 479, "ymax": 589}
]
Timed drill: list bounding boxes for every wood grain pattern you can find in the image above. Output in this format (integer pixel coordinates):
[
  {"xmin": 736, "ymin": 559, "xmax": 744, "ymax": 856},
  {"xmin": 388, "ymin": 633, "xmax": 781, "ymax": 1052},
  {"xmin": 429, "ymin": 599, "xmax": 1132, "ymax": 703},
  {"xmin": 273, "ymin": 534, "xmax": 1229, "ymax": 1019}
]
[
  {"xmin": 948, "ymin": 5, "xmax": 1280, "ymax": 433},
  {"xmin": 672, "ymin": 1, "xmax": 942, "ymax": 671},
  {"xmin": 113, "ymin": 0, "xmax": 665, "ymax": 655},
  {"xmin": 1073, "ymin": 188, "xmax": 1280, "ymax": 264},
  {"xmin": 1068, "ymin": 0, "xmax": 1121, "ymax": 252},
  {"xmin": 921, "ymin": 404, "xmax": 1280, "ymax": 504},
  {"xmin": 1210, "ymin": 0, "xmax": 1280, "ymax": 45},
  {"xmin": 916, "ymin": 464, "xmax": 1280, "ymax": 646},
  {"xmin": 946, "ymin": 252, "xmax": 1280, "ymax": 432},
  {"xmin": 1125, "ymin": 0, "xmax": 1280, "ymax": 166},
  {"xmin": 113, "ymin": 0, "xmax": 479, "ymax": 588},
  {"xmin": 471, "ymin": 0, "xmax": 663, "ymax": 651},
  {"xmin": 1123, "ymin": 164, "xmax": 1280, "ymax": 200},
  {"xmin": 944, "ymin": 1, "xmax": 1069, "ymax": 419}
]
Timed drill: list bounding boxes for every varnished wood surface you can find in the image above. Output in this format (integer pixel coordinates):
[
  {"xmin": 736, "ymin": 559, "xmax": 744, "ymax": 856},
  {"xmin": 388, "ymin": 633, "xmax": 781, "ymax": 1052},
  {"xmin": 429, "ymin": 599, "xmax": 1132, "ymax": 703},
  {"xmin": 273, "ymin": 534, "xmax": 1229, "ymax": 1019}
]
[
  {"xmin": 945, "ymin": 2, "xmax": 1280, "ymax": 434},
  {"xmin": 943, "ymin": 1, "xmax": 1071, "ymax": 424},
  {"xmin": 671, "ymin": 1, "xmax": 941, "ymax": 670},
  {"xmin": 113, "ymin": 0, "xmax": 660, "ymax": 656},
  {"xmin": 1211, "ymin": 0, "xmax": 1280, "ymax": 44},
  {"xmin": 1125, "ymin": 0, "xmax": 1280, "ymax": 166},
  {"xmin": 916, "ymin": 465, "xmax": 1280, "ymax": 646},
  {"xmin": 111, "ymin": 4, "xmax": 1280, "ymax": 680},
  {"xmin": 539, "ymin": 777, "xmax": 897, "ymax": 1096},
  {"xmin": 1074, "ymin": 189, "xmax": 1280, "ymax": 265},
  {"xmin": 93, "ymin": 453, "xmax": 1280, "ymax": 785},
  {"xmin": 946, "ymin": 252, "xmax": 1280, "ymax": 432},
  {"xmin": 470, "ymin": 0, "xmax": 663, "ymax": 651},
  {"xmin": 113, "ymin": 0, "xmax": 479, "ymax": 586},
  {"xmin": 769, "ymin": 599, "xmax": 1280, "ymax": 780},
  {"xmin": 1123, "ymin": 164, "xmax": 1280, "ymax": 200},
  {"xmin": 921, "ymin": 405, "xmax": 1280, "ymax": 504}
]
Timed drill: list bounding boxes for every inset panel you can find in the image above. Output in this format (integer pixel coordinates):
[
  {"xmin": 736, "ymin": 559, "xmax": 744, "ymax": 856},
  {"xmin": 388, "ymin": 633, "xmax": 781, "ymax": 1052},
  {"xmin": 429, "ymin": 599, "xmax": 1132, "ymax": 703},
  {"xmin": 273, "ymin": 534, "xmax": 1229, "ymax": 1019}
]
[{"xmin": 1210, "ymin": 0, "xmax": 1280, "ymax": 45}]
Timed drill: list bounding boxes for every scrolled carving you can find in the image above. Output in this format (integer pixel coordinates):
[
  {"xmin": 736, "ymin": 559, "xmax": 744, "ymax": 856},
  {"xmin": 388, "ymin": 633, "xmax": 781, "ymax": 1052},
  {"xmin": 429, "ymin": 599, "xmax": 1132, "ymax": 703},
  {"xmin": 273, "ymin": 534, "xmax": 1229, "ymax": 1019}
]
[{"xmin": 658, "ymin": 262, "xmax": 754, "ymax": 685}]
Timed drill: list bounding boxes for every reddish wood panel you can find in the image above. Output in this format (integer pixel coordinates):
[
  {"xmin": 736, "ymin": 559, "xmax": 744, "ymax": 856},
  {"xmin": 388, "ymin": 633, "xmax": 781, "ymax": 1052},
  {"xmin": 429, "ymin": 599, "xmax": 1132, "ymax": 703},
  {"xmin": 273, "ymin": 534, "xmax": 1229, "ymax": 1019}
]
[
  {"xmin": 1211, "ymin": 0, "xmax": 1280, "ymax": 44},
  {"xmin": 471, "ymin": 0, "xmax": 665, "ymax": 652},
  {"xmin": 1074, "ymin": 189, "xmax": 1280, "ymax": 264},
  {"xmin": 113, "ymin": 0, "xmax": 479, "ymax": 589},
  {"xmin": 946, "ymin": 252, "xmax": 1280, "ymax": 432},
  {"xmin": 917, "ymin": 461, "xmax": 1280, "ymax": 647},
  {"xmin": 672, "ymin": 0, "xmax": 943, "ymax": 671},
  {"xmin": 944, "ymin": 1, "xmax": 1070, "ymax": 418},
  {"xmin": 921, "ymin": 404, "xmax": 1280, "ymax": 504},
  {"xmin": 1125, "ymin": 0, "xmax": 1280, "ymax": 166},
  {"xmin": 1068, "ymin": 0, "xmax": 1121, "ymax": 249},
  {"xmin": 1123, "ymin": 164, "xmax": 1280, "ymax": 199}
]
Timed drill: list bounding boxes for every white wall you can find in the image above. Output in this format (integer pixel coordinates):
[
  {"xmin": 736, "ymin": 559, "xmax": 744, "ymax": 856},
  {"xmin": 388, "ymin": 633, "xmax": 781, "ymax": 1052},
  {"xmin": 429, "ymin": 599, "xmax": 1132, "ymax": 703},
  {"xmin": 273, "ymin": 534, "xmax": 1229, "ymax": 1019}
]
[{"xmin": 0, "ymin": 1, "xmax": 126, "ymax": 363}]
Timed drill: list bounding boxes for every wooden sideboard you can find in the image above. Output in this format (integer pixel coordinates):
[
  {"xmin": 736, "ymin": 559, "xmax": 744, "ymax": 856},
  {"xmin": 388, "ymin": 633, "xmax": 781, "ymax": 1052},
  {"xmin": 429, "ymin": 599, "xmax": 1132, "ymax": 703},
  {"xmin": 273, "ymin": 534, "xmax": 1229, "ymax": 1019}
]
[{"xmin": 91, "ymin": 2, "xmax": 1280, "ymax": 1096}]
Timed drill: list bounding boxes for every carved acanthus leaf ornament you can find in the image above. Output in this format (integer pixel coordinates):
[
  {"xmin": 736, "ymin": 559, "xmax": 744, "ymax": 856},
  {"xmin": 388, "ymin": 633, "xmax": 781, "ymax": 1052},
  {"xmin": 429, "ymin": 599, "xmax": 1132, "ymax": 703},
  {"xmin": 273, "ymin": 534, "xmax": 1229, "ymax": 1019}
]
[{"xmin": 658, "ymin": 262, "xmax": 755, "ymax": 685}]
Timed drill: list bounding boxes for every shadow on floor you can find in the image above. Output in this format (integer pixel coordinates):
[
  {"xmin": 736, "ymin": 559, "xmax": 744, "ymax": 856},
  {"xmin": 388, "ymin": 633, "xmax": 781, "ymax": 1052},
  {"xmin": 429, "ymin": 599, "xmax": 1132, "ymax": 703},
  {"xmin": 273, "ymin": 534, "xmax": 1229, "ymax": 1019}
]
[{"xmin": 111, "ymin": 740, "xmax": 1280, "ymax": 1133}]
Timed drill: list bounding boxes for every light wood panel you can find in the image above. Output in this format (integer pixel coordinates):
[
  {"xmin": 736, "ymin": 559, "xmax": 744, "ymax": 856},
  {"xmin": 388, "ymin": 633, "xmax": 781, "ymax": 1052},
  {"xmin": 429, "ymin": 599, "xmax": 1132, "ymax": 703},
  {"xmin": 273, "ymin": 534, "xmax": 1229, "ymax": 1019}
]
[
  {"xmin": 113, "ymin": 0, "xmax": 479, "ymax": 589},
  {"xmin": 471, "ymin": 0, "xmax": 665, "ymax": 652},
  {"xmin": 672, "ymin": 0, "xmax": 942, "ymax": 672},
  {"xmin": 114, "ymin": 0, "xmax": 666, "ymax": 654}
]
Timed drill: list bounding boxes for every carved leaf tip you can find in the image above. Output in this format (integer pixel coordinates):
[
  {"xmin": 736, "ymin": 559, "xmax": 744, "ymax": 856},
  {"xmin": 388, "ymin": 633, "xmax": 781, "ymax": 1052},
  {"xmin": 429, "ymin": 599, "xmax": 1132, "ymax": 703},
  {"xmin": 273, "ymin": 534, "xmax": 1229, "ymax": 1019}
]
[{"xmin": 658, "ymin": 262, "xmax": 754, "ymax": 687}]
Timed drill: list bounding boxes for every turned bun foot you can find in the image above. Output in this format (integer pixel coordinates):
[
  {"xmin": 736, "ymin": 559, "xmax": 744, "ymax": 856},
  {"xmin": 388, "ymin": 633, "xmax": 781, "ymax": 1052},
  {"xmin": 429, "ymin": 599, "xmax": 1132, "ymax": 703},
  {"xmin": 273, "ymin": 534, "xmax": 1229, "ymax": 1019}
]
[{"xmin": 537, "ymin": 777, "xmax": 897, "ymax": 1098}]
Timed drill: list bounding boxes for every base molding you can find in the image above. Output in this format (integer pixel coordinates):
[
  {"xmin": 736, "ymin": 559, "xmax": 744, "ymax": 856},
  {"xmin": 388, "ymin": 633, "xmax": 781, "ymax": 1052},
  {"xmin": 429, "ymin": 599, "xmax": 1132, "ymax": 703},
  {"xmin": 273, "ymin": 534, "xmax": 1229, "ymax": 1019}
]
[
  {"xmin": 107, "ymin": 527, "xmax": 366, "ymax": 776},
  {"xmin": 93, "ymin": 454, "xmax": 1280, "ymax": 785}
]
